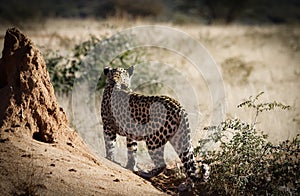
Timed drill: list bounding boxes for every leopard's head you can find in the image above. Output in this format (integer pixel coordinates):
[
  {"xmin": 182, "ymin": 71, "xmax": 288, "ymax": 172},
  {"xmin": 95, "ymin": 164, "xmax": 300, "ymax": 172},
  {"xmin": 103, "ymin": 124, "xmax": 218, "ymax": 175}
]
[{"xmin": 103, "ymin": 66, "xmax": 134, "ymax": 90}]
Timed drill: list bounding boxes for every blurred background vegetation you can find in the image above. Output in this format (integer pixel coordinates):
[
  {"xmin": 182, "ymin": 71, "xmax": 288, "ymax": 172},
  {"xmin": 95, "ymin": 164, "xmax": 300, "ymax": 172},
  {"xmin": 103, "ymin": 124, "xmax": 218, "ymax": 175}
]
[{"xmin": 0, "ymin": 0, "xmax": 299, "ymax": 26}]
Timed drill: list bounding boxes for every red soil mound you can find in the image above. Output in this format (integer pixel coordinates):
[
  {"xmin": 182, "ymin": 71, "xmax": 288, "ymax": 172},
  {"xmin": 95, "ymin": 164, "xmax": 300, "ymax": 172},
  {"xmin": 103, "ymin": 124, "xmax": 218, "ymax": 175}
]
[{"xmin": 0, "ymin": 28, "xmax": 70, "ymax": 143}]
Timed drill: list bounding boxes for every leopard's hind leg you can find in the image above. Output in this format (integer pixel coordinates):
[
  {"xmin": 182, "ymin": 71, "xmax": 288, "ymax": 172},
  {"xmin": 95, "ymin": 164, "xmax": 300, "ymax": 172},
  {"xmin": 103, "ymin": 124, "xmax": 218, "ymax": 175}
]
[
  {"xmin": 169, "ymin": 127, "xmax": 198, "ymax": 183},
  {"xmin": 169, "ymin": 114, "xmax": 209, "ymax": 191},
  {"xmin": 139, "ymin": 139, "xmax": 166, "ymax": 179}
]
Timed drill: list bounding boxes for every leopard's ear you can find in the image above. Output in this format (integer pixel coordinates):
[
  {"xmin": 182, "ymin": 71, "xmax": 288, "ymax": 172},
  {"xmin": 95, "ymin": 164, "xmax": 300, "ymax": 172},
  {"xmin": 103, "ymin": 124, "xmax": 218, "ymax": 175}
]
[
  {"xmin": 104, "ymin": 67, "xmax": 111, "ymax": 75},
  {"xmin": 127, "ymin": 66, "xmax": 134, "ymax": 76}
]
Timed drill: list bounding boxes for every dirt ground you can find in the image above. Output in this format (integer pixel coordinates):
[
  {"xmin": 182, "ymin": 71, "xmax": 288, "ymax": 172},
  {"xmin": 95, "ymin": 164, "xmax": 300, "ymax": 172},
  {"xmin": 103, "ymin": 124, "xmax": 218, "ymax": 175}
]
[{"xmin": 0, "ymin": 134, "xmax": 167, "ymax": 195}]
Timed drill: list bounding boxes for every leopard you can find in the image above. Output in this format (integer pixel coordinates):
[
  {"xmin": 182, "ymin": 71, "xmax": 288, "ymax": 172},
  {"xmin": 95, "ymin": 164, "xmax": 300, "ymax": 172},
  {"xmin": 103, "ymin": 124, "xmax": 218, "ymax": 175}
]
[{"xmin": 100, "ymin": 66, "xmax": 209, "ymax": 190}]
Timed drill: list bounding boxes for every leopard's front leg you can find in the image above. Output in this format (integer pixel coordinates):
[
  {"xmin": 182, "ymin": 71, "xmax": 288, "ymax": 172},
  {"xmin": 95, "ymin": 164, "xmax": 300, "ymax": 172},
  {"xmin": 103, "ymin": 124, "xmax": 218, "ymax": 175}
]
[
  {"xmin": 104, "ymin": 128, "xmax": 116, "ymax": 162},
  {"xmin": 125, "ymin": 137, "xmax": 138, "ymax": 172}
]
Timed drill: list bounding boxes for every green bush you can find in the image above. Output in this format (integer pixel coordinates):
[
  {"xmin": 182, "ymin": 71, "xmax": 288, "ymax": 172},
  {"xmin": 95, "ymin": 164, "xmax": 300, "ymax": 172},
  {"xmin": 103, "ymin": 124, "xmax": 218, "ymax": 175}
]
[
  {"xmin": 195, "ymin": 92, "xmax": 299, "ymax": 195},
  {"xmin": 45, "ymin": 34, "xmax": 144, "ymax": 94}
]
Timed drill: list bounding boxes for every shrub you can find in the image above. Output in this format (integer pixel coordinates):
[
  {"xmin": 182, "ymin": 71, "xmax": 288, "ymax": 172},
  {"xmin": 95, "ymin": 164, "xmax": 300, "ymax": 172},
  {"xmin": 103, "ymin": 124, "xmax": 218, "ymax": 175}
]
[
  {"xmin": 45, "ymin": 35, "xmax": 100, "ymax": 93},
  {"xmin": 45, "ymin": 34, "xmax": 144, "ymax": 94},
  {"xmin": 195, "ymin": 92, "xmax": 299, "ymax": 195}
]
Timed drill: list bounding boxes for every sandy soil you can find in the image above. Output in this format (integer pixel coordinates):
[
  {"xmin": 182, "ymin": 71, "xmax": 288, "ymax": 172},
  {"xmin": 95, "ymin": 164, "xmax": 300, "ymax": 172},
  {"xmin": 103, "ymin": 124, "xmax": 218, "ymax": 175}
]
[{"xmin": 0, "ymin": 133, "xmax": 165, "ymax": 195}]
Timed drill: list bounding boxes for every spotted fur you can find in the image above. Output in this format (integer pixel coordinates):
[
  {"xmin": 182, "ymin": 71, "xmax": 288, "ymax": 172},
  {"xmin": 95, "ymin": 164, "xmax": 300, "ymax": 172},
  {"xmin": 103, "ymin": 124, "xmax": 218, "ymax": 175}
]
[{"xmin": 101, "ymin": 66, "xmax": 208, "ymax": 189}]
